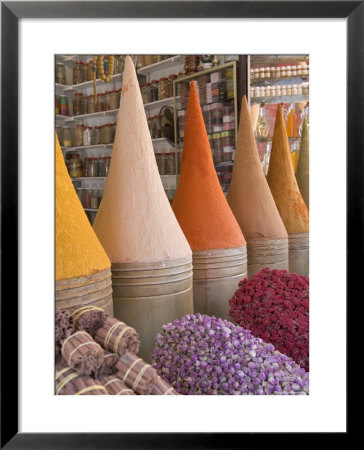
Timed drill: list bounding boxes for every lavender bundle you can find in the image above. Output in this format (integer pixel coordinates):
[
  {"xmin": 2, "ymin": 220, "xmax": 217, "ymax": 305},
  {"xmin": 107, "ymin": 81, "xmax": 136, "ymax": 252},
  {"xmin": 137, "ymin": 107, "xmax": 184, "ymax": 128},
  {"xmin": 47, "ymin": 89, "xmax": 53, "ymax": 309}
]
[
  {"xmin": 71, "ymin": 305, "xmax": 107, "ymax": 337},
  {"xmin": 101, "ymin": 375, "xmax": 135, "ymax": 395},
  {"xmin": 61, "ymin": 331, "xmax": 104, "ymax": 376},
  {"xmin": 116, "ymin": 352, "xmax": 157, "ymax": 395},
  {"xmin": 152, "ymin": 313, "xmax": 309, "ymax": 395},
  {"xmin": 55, "ymin": 361, "xmax": 108, "ymax": 395},
  {"xmin": 55, "ymin": 308, "xmax": 73, "ymax": 357},
  {"xmin": 95, "ymin": 316, "xmax": 140, "ymax": 356}
]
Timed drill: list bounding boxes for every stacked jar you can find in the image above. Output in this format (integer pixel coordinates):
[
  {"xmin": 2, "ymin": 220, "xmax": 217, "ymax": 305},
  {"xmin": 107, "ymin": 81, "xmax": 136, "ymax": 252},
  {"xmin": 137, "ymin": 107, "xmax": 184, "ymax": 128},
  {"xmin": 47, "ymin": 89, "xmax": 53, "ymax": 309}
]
[
  {"xmin": 59, "ymin": 95, "xmax": 68, "ymax": 116},
  {"xmin": 158, "ymin": 78, "xmax": 169, "ymax": 100},
  {"xmin": 73, "ymin": 92, "xmax": 84, "ymax": 116},
  {"xmin": 184, "ymin": 55, "xmax": 200, "ymax": 75},
  {"xmin": 68, "ymin": 153, "xmax": 83, "ymax": 178},
  {"xmin": 73, "ymin": 61, "xmax": 83, "ymax": 85},
  {"xmin": 141, "ymin": 83, "xmax": 152, "ymax": 104},
  {"xmin": 211, "ymin": 103, "xmax": 223, "ymax": 132},
  {"xmin": 73, "ymin": 124, "xmax": 84, "ymax": 147},
  {"xmin": 55, "ymin": 63, "xmax": 66, "ymax": 84},
  {"xmin": 62, "ymin": 127, "xmax": 73, "ymax": 147}
]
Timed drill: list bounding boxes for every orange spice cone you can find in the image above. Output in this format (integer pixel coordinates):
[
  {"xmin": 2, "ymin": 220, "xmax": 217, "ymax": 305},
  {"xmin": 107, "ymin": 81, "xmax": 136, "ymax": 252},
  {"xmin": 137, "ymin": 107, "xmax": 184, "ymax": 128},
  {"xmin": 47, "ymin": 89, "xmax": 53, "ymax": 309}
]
[
  {"xmin": 296, "ymin": 118, "xmax": 309, "ymax": 210},
  {"xmin": 226, "ymin": 96, "xmax": 289, "ymax": 277},
  {"xmin": 55, "ymin": 134, "xmax": 113, "ymax": 315},
  {"xmin": 92, "ymin": 56, "xmax": 193, "ymax": 361},
  {"xmin": 172, "ymin": 81, "xmax": 247, "ymax": 320},
  {"xmin": 267, "ymin": 104, "xmax": 309, "ymax": 276}
]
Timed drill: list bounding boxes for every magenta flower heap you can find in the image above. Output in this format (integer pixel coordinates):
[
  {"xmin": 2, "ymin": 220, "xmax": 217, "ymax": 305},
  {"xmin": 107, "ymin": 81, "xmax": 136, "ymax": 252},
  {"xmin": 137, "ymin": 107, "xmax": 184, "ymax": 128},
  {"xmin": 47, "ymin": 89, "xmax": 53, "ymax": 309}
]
[
  {"xmin": 152, "ymin": 313, "xmax": 309, "ymax": 395},
  {"xmin": 229, "ymin": 268, "xmax": 309, "ymax": 371}
]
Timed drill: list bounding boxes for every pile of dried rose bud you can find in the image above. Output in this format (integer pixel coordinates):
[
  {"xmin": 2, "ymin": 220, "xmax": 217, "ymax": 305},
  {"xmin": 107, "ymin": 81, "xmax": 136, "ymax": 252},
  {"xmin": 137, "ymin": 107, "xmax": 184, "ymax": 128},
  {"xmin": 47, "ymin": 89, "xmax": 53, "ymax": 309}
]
[{"xmin": 229, "ymin": 268, "xmax": 309, "ymax": 371}]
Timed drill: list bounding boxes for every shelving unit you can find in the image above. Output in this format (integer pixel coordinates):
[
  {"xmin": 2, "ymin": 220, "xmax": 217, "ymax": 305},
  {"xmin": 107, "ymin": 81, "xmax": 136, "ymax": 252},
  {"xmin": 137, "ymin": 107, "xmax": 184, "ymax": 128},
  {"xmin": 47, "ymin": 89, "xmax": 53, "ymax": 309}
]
[
  {"xmin": 137, "ymin": 55, "xmax": 183, "ymax": 76},
  {"xmin": 248, "ymin": 54, "xmax": 309, "ymax": 176},
  {"xmin": 173, "ymin": 61, "xmax": 238, "ymax": 193}
]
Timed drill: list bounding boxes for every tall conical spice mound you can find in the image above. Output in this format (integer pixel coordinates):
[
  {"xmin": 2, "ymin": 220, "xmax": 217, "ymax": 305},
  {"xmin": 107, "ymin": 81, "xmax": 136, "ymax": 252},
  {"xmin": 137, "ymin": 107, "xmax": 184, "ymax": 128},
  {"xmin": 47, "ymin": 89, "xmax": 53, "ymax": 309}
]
[
  {"xmin": 55, "ymin": 133, "xmax": 113, "ymax": 315},
  {"xmin": 92, "ymin": 56, "xmax": 193, "ymax": 362},
  {"xmin": 267, "ymin": 104, "xmax": 309, "ymax": 276},
  {"xmin": 226, "ymin": 96, "xmax": 289, "ymax": 277},
  {"xmin": 296, "ymin": 118, "xmax": 309, "ymax": 210},
  {"xmin": 172, "ymin": 81, "xmax": 247, "ymax": 320}
]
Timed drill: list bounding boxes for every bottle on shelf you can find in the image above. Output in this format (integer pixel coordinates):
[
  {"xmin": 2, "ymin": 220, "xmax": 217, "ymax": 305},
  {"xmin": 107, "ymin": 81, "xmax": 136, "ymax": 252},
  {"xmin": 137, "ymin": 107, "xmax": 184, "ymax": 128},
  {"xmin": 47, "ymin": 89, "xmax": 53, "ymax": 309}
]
[
  {"xmin": 299, "ymin": 101, "xmax": 309, "ymax": 136},
  {"xmin": 255, "ymin": 102, "xmax": 269, "ymax": 139},
  {"xmin": 286, "ymin": 103, "xmax": 298, "ymax": 138}
]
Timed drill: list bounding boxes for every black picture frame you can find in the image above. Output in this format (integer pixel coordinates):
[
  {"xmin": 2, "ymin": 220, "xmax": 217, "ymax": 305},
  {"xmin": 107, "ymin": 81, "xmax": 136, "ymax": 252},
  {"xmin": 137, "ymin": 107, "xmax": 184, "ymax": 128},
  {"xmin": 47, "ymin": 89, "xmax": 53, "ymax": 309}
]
[{"xmin": 1, "ymin": 1, "xmax": 359, "ymax": 448}]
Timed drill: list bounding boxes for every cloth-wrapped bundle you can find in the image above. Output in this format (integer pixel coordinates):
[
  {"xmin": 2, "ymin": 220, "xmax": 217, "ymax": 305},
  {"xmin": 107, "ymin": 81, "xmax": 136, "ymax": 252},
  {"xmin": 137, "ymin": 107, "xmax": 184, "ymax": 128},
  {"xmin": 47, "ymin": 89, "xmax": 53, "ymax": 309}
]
[
  {"xmin": 150, "ymin": 375, "xmax": 179, "ymax": 395},
  {"xmin": 61, "ymin": 331, "xmax": 104, "ymax": 376},
  {"xmin": 94, "ymin": 316, "xmax": 140, "ymax": 356},
  {"xmin": 71, "ymin": 305, "xmax": 107, "ymax": 337},
  {"xmin": 55, "ymin": 308, "xmax": 73, "ymax": 357},
  {"xmin": 100, "ymin": 375, "xmax": 135, "ymax": 395},
  {"xmin": 116, "ymin": 352, "xmax": 157, "ymax": 395},
  {"xmin": 55, "ymin": 362, "xmax": 108, "ymax": 395}
]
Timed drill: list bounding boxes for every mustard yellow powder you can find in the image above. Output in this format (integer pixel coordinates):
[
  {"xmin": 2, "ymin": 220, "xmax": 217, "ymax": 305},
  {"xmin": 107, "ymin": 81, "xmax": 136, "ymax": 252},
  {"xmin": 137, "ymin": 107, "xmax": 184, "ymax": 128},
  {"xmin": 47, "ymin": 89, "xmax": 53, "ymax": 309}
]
[{"xmin": 55, "ymin": 134, "xmax": 110, "ymax": 280}]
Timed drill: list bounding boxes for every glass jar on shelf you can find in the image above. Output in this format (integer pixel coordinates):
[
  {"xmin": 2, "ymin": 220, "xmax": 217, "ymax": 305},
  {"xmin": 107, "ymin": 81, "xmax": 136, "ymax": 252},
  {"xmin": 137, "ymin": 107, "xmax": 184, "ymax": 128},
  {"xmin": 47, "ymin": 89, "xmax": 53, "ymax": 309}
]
[
  {"xmin": 281, "ymin": 85, "xmax": 287, "ymax": 96},
  {"xmin": 59, "ymin": 95, "xmax": 68, "ymax": 116},
  {"xmin": 103, "ymin": 123, "xmax": 112, "ymax": 144},
  {"xmin": 90, "ymin": 189, "xmax": 99, "ymax": 209},
  {"xmin": 153, "ymin": 115, "xmax": 161, "ymax": 138},
  {"xmin": 166, "ymin": 153, "xmax": 175, "ymax": 175},
  {"xmin": 83, "ymin": 158, "xmax": 89, "ymax": 177},
  {"xmin": 291, "ymin": 65, "xmax": 297, "ymax": 77},
  {"xmin": 87, "ymin": 157, "xmax": 96, "ymax": 177},
  {"xmin": 95, "ymin": 93, "xmax": 104, "ymax": 112},
  {"xmin": 104, "ymin": 91, "xmax": 111, "ymax": 111},
  {"xmin": 259, "ymin": 67, "xmax": 265, "ymax": 79},
  {"xmin": 55, "ymin": 95, "xmax": 60, "ymax": 115},
  {"xmin": 286, "ymin": 85, "xmax": 292, "ymax": 96},
  {"xmin": 62, "ymin": 126, "xmax": 73, "ymax": 147},
  {"xmin": 83, "ymin": 126, "xmax": 92, "ymax": 146},
  {"xmin": 292, "ymin": 84, "xmax": 298, "ymax": 96},
  {"xmin": 256, "ymin": 102, "xmax": 269, "ymax": 139},
  {"xmin": 69, "ymin": 154, "xmax": 83, "ymax": 178},
  {"xmin": 168, "ymin": 74, "xmax": 178, "ymax": 98},
  {"xmin": 83, "ymin": 188, "xmax": 91, "ymax": 208},
  {"xmin": 91, "ymin": 126, "xmax": 100, "ymax": 146},
  {"xmin": 55, "ymin": 63, "xmax": 66, "ymax": 84},
  {"xmin": 104, "ymin": 156, "xmax": 111, "ymax": 176},
  {"xmin": 73, "ymin": 124, "xmax": 84, "ymax": 147},
  {"xmin": 158, "ymin": 78, "xmax": 169, "ymax": 100},
  {"xmin": 144, "ymin": 55, "xmax": 154, "ymax": 66},
  {"xmin": 141, "ymin": 83, "xmax": 151, "ymax": 104},
  {"xmin": 275, "ymin": 66, "xmax": 281, "ymax": 79},
  {"xmin": 73, "ymin": 92, "xmax": 84, "ymax": 116},
  {"xmin": 250, "ymin": 69, "xmax": 255, "ymax": 81},
  {"xmin": 271, "ymin": 85, "xmax": 276, "ymax": 97},
  {"xmin": 150, "ymin": 80, "xmax": 159, "ymax": 102},
  {"xmin": 297, "ymin": 84, "xmax": 303, "ymax": 95},
  {"xmin": 281, "ymin": 66, "xmax": 286, "ymax": 78},
  {"xmin": 87, "ymin": 95, "xmax": 96, "ymax": 114},
  {"xmin": 286, "ymin": 65, "xmax": 292, "ymax": 77},
  {"xmin": 276, "ymin": 85, "xmax": 282, "ymax": 96},
  {"xmin": 99, "ymin": 125, "xmax": 105, "ymax": 144},
  {"xmin": 73, "ymin": 61, "xmax": 83, "ymax": 85},
  {"xmin": 265, "ymin": 67, "xmax": 271, "ymax": 78},
  {"xmin": 81, "ymin": 62, "xmax": 88, "ymax": 82},
  {"xmin": 109, "ymin": 90, "xmax": 119, "ymax": 110},
  {"xmin": 95, "ymin": 157, "xmax": 104, "ymax": 177}
]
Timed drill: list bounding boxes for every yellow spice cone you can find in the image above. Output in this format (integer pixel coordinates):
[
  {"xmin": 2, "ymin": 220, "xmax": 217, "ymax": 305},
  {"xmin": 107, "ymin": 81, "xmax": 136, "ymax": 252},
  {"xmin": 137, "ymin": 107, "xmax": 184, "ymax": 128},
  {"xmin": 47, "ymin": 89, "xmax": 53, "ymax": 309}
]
[
  {"xmin": 267, "ymin": 104, "xmax": 309, "ymax": 233},
  {"xmin": 93, "ymin": 55, "xmax": 191, "ymax": 263},
  {"xmin": 55, "ymin": 133, "xmax": 113, "ymax": 315},
  {"xmin": 296, "ymin": 118, "xmax": 309, "ymax": 210},
  {"xmin": 56, "ymin": 133, "xmax": 110, "ymax": 281},
  {"xmin": 92, "ymin": 56, "xmax": 193, "ymax": 361}
]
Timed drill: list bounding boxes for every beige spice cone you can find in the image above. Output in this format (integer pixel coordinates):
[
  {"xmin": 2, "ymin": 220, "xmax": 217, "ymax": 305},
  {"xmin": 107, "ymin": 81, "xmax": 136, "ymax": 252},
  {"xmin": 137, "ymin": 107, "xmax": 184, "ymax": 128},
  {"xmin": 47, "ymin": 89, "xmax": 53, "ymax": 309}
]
[
  {"xmin": 296, "ymin": 118, "xmax": 309, "ymax": 210},
  {"xmin": 55, "ymin": 134, "xmax": 110, "ymax": 281},
  {"xmin": 226, "ymin": 96, "xmax": 288, "ymax": 241},
  {"xmin": 92, "ymin": 56, "xmax": 191, "ymax": 263},
  {"xmin": 267, "ymin": 104, "xmax": 309, "ymax": 233}
]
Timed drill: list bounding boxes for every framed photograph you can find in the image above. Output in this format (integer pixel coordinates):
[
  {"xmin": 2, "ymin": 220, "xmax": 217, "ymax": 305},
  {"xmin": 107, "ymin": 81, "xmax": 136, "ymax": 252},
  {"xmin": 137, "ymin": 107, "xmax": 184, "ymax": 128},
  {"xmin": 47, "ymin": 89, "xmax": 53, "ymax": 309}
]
[{"xmin": 1, "ymin": 1, "xmax": 358, "ymax": 447}]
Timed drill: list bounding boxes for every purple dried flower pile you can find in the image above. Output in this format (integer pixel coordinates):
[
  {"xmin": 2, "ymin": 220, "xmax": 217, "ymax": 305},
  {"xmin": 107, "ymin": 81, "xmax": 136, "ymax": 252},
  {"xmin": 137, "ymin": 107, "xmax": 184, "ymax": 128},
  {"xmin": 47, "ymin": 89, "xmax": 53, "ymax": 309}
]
[{"xmin": 152, "ymin": 313, "xmax": 309, "ymax": 395}]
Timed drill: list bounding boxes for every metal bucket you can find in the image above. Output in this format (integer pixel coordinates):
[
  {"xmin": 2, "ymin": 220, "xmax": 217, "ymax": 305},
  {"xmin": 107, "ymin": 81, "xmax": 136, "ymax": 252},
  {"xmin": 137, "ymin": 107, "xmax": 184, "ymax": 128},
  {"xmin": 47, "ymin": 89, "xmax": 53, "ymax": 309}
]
[
  {"xmin": 55, "ymin": 268, "xmax": 114, "ymax": 316},
  {"xmin": 247, "ymin": 238, "xmax": 289, "ymax": 278},
  {"xmin": 111, "ymin": 256, "xmax": 194, "ymax": 362},
  {"xmin": 288, "ymin": 232, "xmax": 309, "ymax": 277},
  {"xmin": 192, "ymin": 246, "xmax": 248, "ymax": 321}
]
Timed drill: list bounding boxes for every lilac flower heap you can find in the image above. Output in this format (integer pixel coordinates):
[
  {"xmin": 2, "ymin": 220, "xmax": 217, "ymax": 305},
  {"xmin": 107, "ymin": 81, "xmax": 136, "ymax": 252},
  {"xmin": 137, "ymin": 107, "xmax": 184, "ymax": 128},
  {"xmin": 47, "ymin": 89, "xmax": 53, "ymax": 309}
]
[{"xmin": 152, "ymin": 313, "xmax": 309, "ymax": 395}]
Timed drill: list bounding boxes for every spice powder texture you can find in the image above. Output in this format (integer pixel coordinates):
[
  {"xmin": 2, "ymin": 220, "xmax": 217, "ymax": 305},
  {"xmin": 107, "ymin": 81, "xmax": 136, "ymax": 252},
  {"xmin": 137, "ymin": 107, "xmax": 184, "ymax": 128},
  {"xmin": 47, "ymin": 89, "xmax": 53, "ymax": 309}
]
[
  {"xmin": 55, "ymin": 134, "xmax": 110, "ymax": 281},
  {"xmin": 266, "ymin": 104, "xmax": 309, "ymax": 233},
  {"xmin": 226, "ymin": 96, "xmax": 288, "ymax": 241},
  {"xmin": 92, "ymin": 56, "xmax": 191, "ymax": 263},
  {"xmin": 172, "ymin": 81, "xmax": 245, "ymax": 251}
]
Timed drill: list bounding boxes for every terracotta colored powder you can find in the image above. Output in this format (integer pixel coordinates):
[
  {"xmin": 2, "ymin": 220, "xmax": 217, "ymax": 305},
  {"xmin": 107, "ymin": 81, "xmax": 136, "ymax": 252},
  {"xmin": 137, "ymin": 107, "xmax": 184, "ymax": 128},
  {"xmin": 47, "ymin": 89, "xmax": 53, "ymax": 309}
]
[
  {"xmin": 296, "ymin": 118, "xmax": 309, "ymax": 210},
  {"xmin": 55, "ymin": 134, "xmax": 110, "ymax": 281},
  {"xmin": 266, "ymin": 104, "xmax": 309, "ymax": 233},
  {"xmin": 172, "ymin": 81, "xmax": 245, "ymax": 250},
  {"xmin": 226, "ymin": 96, "xmax": 288, "ymax": 241},
  {"xmin": 92, "ymin": 56, "xmax": 191, "ymax": 263}
]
